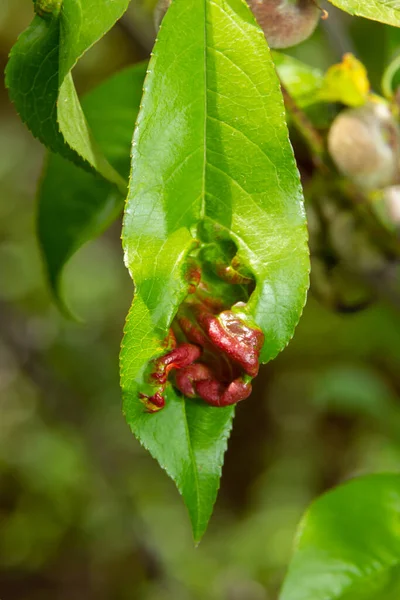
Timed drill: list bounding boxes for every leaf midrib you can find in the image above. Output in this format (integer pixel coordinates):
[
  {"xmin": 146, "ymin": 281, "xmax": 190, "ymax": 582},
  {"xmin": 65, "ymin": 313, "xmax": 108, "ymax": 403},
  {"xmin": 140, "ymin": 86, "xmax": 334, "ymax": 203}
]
[
  {"xmin": 200, "ymin": 0, "xmax": 208, "ymax": 222},
  {"xmin": 181, "ymin": 0, "xmax": 210, "ymax": 540}
]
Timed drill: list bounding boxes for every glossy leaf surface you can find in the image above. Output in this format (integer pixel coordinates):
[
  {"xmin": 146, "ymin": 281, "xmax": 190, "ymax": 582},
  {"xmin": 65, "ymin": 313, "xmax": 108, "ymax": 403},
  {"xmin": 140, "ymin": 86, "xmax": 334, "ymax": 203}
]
[
  {"xmin": 327, "ymin": 0, "xmax": 400, "ymax": 27},
  {"xmin": 38, "ymin": 63, "xmax": 147, "ymax": 306},
  {"xmin": 5, "ymin": 0, "xmax": 130, "ymax": 190},
  {"xmin": 121, "ymin": 0, "xmax": 309, "ymax": 540},
  {"xmin": 280, "ymin": 474, "xmax": 400, "ymax": 600}
]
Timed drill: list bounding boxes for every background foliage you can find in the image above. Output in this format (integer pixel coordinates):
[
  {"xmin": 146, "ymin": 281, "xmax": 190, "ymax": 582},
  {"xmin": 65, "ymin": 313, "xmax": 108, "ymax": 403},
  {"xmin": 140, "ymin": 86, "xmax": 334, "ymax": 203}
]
[{"xmin": 1, "ymin": 1, "xmax": 400, "ymax": 599}]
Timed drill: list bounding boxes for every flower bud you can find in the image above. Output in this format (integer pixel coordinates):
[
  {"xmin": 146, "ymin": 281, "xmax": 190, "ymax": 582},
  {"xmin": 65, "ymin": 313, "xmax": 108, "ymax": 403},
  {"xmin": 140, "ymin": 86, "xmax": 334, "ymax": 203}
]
[
  {"xmin": 382, "ymin": 185, "xmax": 400, "ymax": 226},
  {"xmin": 34, "ymin": 0, "xmax": 63, "ymax": 19},
  {"xmin": 247, "ymin": 0, "xmax": 320, "ymax": 49},
  {"xmin": 328, "ymin": 103, "xmax": 400, "ymax": 191}
]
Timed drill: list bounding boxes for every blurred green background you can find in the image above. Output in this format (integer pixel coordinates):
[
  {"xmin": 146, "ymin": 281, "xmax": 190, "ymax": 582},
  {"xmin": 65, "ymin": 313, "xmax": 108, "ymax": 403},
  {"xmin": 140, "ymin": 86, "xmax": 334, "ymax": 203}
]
[{"xmin": 1, "ymin": 2, "xmax": 400, "ymax": 599}]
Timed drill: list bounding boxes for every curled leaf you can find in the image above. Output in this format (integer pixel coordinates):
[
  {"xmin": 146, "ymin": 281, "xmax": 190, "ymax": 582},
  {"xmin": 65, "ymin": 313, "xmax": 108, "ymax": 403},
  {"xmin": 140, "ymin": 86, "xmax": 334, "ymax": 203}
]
[
  {"xmin": 37, "ymin": 63, "xmax": 147, "ymax": 310},
  {"xmin": 121, "ymin": 0, "xmax": 309, "ymax": 540},
  {"xmin": 6, "ymin": 0, "xmax": 130, "ymax": 191}
]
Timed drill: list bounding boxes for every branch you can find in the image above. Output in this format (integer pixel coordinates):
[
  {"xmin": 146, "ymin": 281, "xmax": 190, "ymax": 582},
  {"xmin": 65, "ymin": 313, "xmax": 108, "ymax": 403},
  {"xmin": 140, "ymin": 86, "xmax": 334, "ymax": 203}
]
[{"xmin": 280, "ymin": 81, "xmax": 326, "ymax": 171}]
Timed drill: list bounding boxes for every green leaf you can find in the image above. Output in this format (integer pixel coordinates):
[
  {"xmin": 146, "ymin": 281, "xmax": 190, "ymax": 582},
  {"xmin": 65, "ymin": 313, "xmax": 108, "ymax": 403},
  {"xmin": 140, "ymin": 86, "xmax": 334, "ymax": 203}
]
[
  {"xmin": 272, "ymin": 51, "xmax": 324, "ymax": 107},
  {"xmin": 273, "ymin": 52, "xmax": 371, "ymax": 109},
  {"xmin": 121, "ymin": 0, "xmax": 309, "ymax": 540},
  {"xmin": 280, "ymin": 474, "xmax": 400, "ymax": 600},
  {"xmin": 5, "ymin": 0, "xmax": 130, "ymax": 191},
  {"xmin": 327, "ymin": 0, "xmax": 400, "ymax": 28},
  {"xmin": 38, "ymin": 63, "xmax": 147, "ymax": 308}
]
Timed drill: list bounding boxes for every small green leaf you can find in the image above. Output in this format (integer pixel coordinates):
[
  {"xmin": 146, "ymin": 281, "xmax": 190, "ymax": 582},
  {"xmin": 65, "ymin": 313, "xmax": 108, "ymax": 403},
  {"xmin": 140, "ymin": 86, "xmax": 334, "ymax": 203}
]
[
  {"xmin": 327, "ymin": 0, "xmax": 400, "ymax": 28},
  {"xmin": 280, "ymin": 474, "xmax": 400, "ymax": 600},
  {"xmin": 121, "ymin": 0, "xmax": 309, "ymax": 540},
  {"xmin": 274, "ymin": 52, "xmax": 371, "ymax": 109},
  {"xmin": 272, "ymin": 51, "xmax": 324, "ymax": 107},
  {"xmin": 38, "ymin": 63, "xmax": 147, "ymax": 307},
  {"xmin": 6, "ymin": 0, "xmax": 130, "ymax": 191}
]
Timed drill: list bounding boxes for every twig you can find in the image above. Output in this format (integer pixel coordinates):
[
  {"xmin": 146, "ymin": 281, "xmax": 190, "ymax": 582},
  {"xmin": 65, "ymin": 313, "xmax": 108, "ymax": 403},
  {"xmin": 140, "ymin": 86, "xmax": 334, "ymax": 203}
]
[
  {"xmin": 281, "ymin": 83, "xmax": 400, "ymax": 260},
  {"xmin": 280, "ymin": 81, "xmax": 326, "ymax": 171},
  {"xmin": 117, "ymin": 12, "xmax": 153, "ymax": 57}
]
